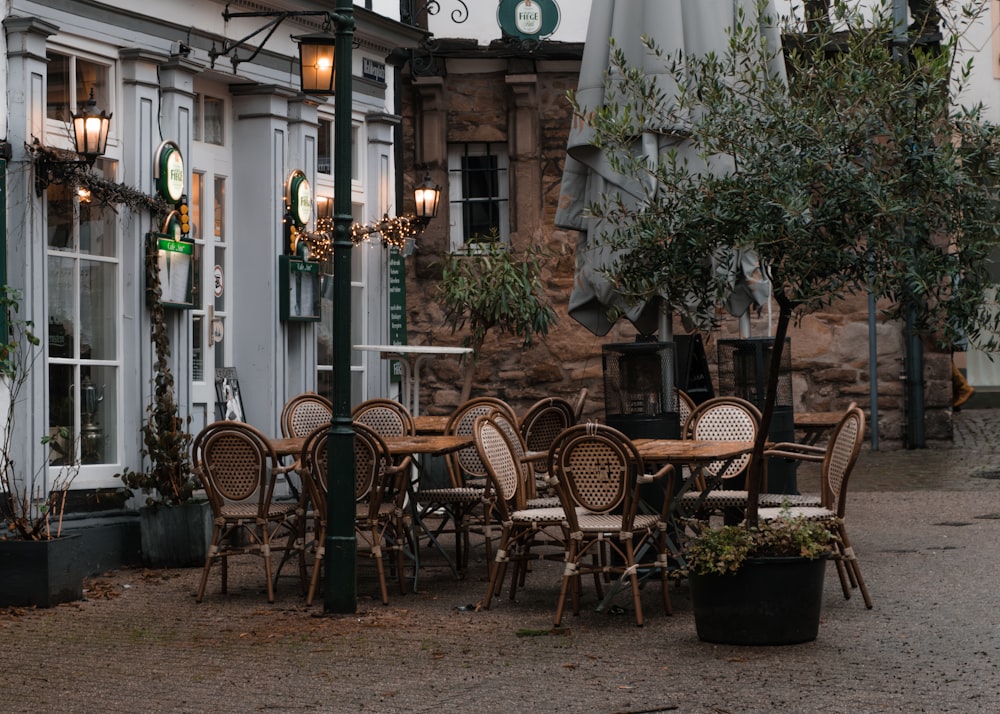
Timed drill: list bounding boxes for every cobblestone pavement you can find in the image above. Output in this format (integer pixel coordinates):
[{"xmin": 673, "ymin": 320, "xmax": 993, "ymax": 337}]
[{"xmin": 3, "ymin": 410, "xmax": 1000, "ymax": 713}]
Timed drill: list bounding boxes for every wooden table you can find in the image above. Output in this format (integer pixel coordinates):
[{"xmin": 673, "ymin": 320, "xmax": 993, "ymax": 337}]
[
  {"xmin": 632, "ymin": 438, "xmax": 756, "ymax": 465},
  {"xmin": 270, "ymin": 436, "xmax": 305, "ymax": 459},
  {"xmin": 382, "ymin": 434, "xmax": 473, "ymax": 457},
  {"xmin": 412, "ymin": 415, "xmax": 452, "ymax": 435},
  {"xmin": 381, "ymin": 433, "xmax": 475, "ymax": 586},
  {"xmin": 794, "ymin": 411, "xmax": 843, "ymax": 445}
]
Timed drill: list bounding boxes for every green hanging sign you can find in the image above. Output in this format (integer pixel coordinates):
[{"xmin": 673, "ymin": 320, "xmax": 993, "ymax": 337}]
[{"xmin": 497, "ymin": 0, "xmax": 560, "ymax": 40}]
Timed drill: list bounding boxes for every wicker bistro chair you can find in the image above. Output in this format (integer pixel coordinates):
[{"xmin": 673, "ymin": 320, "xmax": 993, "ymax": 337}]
[
  {"xmin": 549, "ymin": 423, "xmax": 676, "ymax": 628},
  {"xmin": 414, "ymin": 397, "xmax": 517, "ymax": 574},
  {"xmin": 280, "ymin": 392, "xmax": 333, "ymax": 439},
  {"xmin": 758, "ymin": 404, "xmax": 872, "ymax": 608},
  {"xmin": 676, "ymin": 396, "xmax": 761, "ymax": 517},
  {"xmin": 518, "ymin": 397, "xmax": 577, "ymax": 503},
  {"xmin": 475, "ymin": 414, "xmax": 572, "ymax": 608},
  {"xmin": 352, "ymin": 398, "xmax": 417, "ymax": 472},
  {"xmin": 194, "ymin": 421, "xmax": 306, "ymax": 604},
  {"xmin": 300, "ymin": 422, "xmax": 410, "ymax": 606}
]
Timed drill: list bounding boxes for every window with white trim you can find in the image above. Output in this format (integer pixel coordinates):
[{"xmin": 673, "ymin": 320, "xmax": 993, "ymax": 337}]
[{"xmin": 448, "ymin": 143, "xmax": 510, "ymax": 251}]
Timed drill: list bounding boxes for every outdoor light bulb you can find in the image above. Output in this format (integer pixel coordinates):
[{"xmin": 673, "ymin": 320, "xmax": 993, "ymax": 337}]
[{"xmin": 316, "ymin": 57, "xmax": 332, "ymax": 71}]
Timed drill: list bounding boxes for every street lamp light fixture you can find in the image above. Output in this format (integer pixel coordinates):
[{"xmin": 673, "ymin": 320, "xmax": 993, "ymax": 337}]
[
  {"xmin": 413, "ymin": 172, "xmax": 441, "ymax": 225},
  {"xmin": 31, "ymin": 87, "xmax": 113, "ymax": 194},
  {"xmin": 71, "ymin": 89, "xmax": 113, "ymax": 165}
]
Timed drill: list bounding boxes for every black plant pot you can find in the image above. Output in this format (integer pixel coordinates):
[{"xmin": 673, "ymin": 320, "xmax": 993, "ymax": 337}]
[
  {"xmin": 0, "ymin": 534, "xmax": 85, "ymax": 608},
  {"xmin": 139, "ymin": 501, "xmax": 213, "ymax": 568},
  {"xmin": 688, "ymin": 555, "xmax": 828, "ymax": 645}
]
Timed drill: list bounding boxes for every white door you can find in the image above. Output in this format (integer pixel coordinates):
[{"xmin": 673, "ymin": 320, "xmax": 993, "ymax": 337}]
[{"xmin": 189, "ymin": 91, "xmax": 232, "ymax": 432}]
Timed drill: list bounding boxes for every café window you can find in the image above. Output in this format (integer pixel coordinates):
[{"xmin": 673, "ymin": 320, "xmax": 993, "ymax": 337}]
[
  {"xmin": 318, "ymin": 118, "xmax": 332, "ymax": 175},
  {"xmin": 448, "ymin": 143, "xmax": 510, "ymax": 251},
  {"xmin": 194, "ymin": 93, "xmax": 226, "ymax": 146},
  {"xmin": 47, "ymin": 160, "xmax": 120, "ymax": 467},
  {"xmin": 46, "ymin": 52, "xmax": 112, "ymax": 128}
]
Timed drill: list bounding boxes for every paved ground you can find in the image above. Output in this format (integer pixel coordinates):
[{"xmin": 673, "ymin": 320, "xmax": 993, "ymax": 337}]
[{"xmin": 4, "ymin": 409, "xmax": 1000, "ymax": 713}]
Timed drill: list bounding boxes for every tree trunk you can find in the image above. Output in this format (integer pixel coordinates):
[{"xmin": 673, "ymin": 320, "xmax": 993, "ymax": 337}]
[{"xmin": 745, "ymin": 288, "xmax": 795, "ymax": 528}]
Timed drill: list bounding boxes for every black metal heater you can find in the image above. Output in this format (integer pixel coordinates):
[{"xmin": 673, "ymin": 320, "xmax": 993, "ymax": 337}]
[{"xmin": 603, "ymin": 341, "xmax": 680, "ymax": 440}]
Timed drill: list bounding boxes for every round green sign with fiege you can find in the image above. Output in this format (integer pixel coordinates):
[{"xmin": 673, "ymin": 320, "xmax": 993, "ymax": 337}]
[
  {"xmin": 286, "ymin": 169, "xmax": 312, "ymax": 227},
  {"xmin": 497, "ymin": 0, "xmax": 559, "ymax": 40},
  {"xmin": 154, "ymin": 141, "xmax": 185, "ymax": 202}
]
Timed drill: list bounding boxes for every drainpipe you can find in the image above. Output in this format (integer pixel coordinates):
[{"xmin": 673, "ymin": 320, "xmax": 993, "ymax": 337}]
[{"xmin": 893, "ymin": 0, "xmax": 926, "ymax": 448}]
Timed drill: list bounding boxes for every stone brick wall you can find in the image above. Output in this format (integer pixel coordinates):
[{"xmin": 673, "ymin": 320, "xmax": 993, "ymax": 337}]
[{"xmin": 397, "ymin": 41, "xmax": 954, "ymax": 448}]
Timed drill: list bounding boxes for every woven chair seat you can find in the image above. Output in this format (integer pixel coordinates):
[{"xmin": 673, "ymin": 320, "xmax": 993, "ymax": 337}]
[
  {"xmin": 414, "ymin": 487, "xmax": 484, "ymax": 504},
  {"xmin": 678, "ymin": 490, "xmax": 750, "ymax": 510},
  {"xmin": 510, "ymin": 506, "xmax": 572, "ymax": 525},
  {"xmin": 356, "ymin": 501, "xmax": 397, "ymax": 520},
  {"xmin": 573, "ymin": 512, "xmax": 660, "ymax": 532},
  {"xmin": 758, "ymin": 493, "xmax": 822, "ymax": 508},
  {"xmin": 525, "ymin": 496, "xmax": 562, "ymax": 509},
  {"xmin": 677, "ymin": 490, "xmax": 822, "ymax": 513},
  {"xmin": 758, "ymin": 505, "xmax": 836, "ymax": 521}
]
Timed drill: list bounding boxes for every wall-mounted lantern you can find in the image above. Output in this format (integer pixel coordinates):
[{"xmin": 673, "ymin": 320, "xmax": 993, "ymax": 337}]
[{"xmin": 31, "ymin": 88, "xmax": 113, "ymax": 194}]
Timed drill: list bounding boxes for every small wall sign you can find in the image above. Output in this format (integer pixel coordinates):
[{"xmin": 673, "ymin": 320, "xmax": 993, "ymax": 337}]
[
  {"xmin": 154, "ymin": 141, "xmax": 185, "ymax": 202},
  {"xmin": 286, "ymin": 169, "xmax": 312, "ymax": 227},
  {"xmin": 147, "ymin": 232, "xmax": 194, "ymax": 309},
  {"xmin": 279, "ymin": 255, "xmax": 321, "ymax": 322},
  {"xmin": 497, "ymin": 0, "xmax": 560, "ymax": 41}
]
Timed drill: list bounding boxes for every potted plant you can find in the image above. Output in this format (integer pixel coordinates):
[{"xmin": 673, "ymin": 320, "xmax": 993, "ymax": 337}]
[
  {"xmin": 0, "ymin": 287, "xmax": 84, "ymax": 607},
  {"xmin": 437, "ymin": 229, "xmax": 557, "ymax": 403},
  {"xmin": 576, "ymin": 1, "xmax": 1000, "ymax": 640},
  {"xmin": 115, "ymin": 233, "xmax": 205, "ymax": 567},
  {"xmin": 683, "ymin": 515, "xmax": 836, "ymax": 644}
]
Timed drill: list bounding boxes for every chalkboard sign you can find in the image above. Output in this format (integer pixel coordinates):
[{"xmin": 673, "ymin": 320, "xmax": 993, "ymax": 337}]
[
  {"xmin": 279, "ymin": 255, "xmax": 321, "ymax": 322},
  {"xmin": 387, "ymin": 248, "xmax": 406, "ymax": 383},
  {"xmin": 215, "ymin": 367, "xmax": 245, "ymax": 421}
]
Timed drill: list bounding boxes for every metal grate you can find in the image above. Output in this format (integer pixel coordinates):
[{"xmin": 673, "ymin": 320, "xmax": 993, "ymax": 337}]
[{"xmin": 717, "ymin": 337, "xmax": 793, "ymax": 409}]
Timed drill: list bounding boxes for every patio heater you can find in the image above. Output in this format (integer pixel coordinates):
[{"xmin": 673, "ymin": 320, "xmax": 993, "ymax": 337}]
[
  {"xmin": 717, "ymin": 336, "xmax": 797, "ymax": 494},
  {"xmin": 602, "ymin": 340, "xmax": 680, "ymax": 440}
]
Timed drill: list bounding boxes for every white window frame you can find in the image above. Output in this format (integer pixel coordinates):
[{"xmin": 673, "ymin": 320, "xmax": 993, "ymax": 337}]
[{"xmin": 447, "ymin": 143, "xmax": 510, "ymax": 252}]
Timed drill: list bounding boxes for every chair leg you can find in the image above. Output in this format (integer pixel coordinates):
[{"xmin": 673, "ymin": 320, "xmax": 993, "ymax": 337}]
[
  {"xmin": 370, "ymin": 525, "xmax": 390, "ymax": 606},
  {"xmin": 262, "ymin": 540, "xmax": 276, "ymax": 604},
  {"xmin": 483, "ymin": 527, "xmax": 512, "ymax": 609},
  {"xmin": 305, "ymin": 524, "xmax": 326, "ymax": 606},
  {"xmin": 196, "ymin": 527, "xmax": 223, "ymax": 602},
  {"xmin": 839, "ymin": 525, "xmax": 873, "ymax": 609},
  {"xmin": 626, "ymin": 544, "xmax": 644, "ymax": 627}
]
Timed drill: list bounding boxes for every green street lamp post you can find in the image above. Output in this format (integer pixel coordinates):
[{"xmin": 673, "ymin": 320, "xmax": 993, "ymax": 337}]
[{"xmin": 325, "ymin": 0, "xmax": 357, "ymax": 614}]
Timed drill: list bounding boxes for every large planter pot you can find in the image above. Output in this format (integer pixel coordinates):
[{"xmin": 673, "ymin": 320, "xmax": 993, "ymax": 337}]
[
  {"xmin": 0, "ymin": 534, "xmax": 85, "ymax": 608},
  {"xmin": 139, "ymin": 501, "xmax": 213, "ymax": 568},
  {"xmin": 688, "ymin": 555, "xmax": 828, "ymax": 645}
]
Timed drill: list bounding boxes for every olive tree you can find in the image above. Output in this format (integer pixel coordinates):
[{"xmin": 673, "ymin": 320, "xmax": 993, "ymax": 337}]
[{"xmin": 579, "ymin": 0, "xmax": 1000, "ymax": 523}]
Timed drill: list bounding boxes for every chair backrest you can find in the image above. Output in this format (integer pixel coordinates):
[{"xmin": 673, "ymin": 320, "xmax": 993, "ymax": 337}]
[
  {"xmin": 445, "ymin": 397, "xmax": 518, "ymax": 486},
  {"xmin": 677, "ymin": 389, "xmax": 696, "ymax": 434},
  {"xmin": 473, "ymin": 414, "xmax": 524, "ymax": 520},
  {"xmin": 352, "ymin": 398, "xmax": 415, "ymax": 439},
  {"xmin": 822, "ymin": 404, "xmax": 865, "ymax": 515},
  {"xmin": 684, "ymin": 396, "xmax": 761, "ymax": 480},
  {"xmin": 301, "ymin": 422, "xmax": 398, "ymax": 510},
  {"xmin": 571, "ymin": 387, "xmax": 588, "ymax": 422},
  {"xmin": 280, "ymin": 392, "xmax": 332, "ymax": 438},
  {"xmin": 193, "ymin": 420, "xmax": 278, "ymax": 516},
  {"xmin": 548, "ymin": 423, "xmax": 644, "ymax": 527},
  {"xmin": 519, "ymin": 397, "xmax": 576, "ymax": 474}
]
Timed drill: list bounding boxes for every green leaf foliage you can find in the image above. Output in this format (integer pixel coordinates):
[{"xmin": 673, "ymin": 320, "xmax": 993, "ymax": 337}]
[
  {"xmin": 437, "ymin": 230, "xmax": 557, "ymax": 354},
  {"xmin": 579, "ymin": 0, "xmax": 1000, "ymax": 349}
]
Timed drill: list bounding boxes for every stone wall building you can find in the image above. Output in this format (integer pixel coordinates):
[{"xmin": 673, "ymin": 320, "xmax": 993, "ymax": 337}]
[{"xmin": 397, "ymin": 38, "xmax": 955, "ymax": 449}]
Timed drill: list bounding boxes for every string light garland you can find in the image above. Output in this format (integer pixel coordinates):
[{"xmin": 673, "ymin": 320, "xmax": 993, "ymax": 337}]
[{"xmin": 301, "ymin": 212, "xmax": 423, "ymax": 260}]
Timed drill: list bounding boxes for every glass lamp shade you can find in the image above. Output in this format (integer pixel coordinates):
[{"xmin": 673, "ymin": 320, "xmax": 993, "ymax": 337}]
[
  {"xmin": 298, "ymin": 32, "xmax": 336, "ymax": 95},
  {"xmin": 413, "ymin": 173, "xmax": 441, "ymax": 222},
  {"xmin": 71, "ymin": 91, "xmax": 112, "ymax": 162}
]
